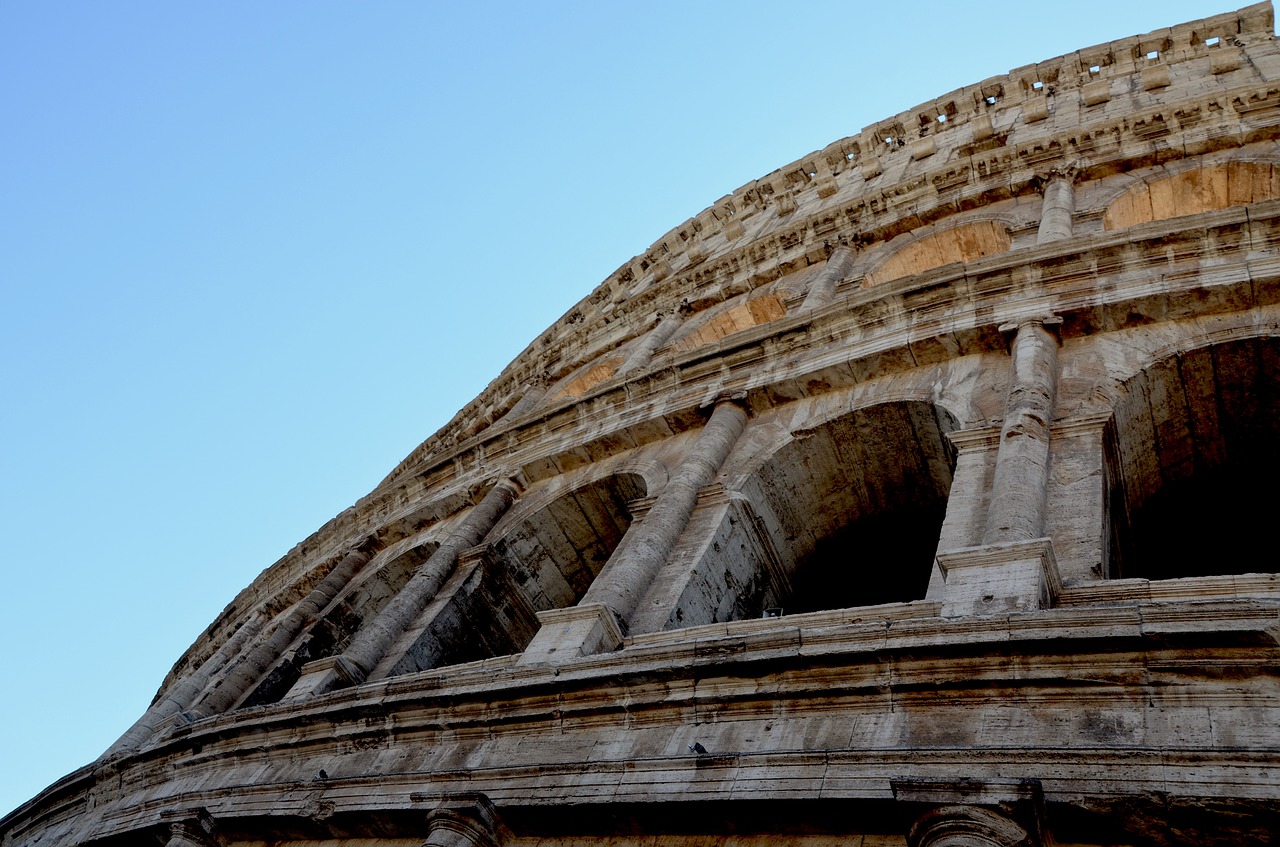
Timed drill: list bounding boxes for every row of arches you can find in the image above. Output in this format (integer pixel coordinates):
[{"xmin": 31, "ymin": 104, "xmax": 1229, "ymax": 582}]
[
  {"xmin": 234, "ymin": 332, "xmax": 1279, "ymax": 708},
  {"xmin": 532, "ymin": 154, "xmax": 1280, "ymax": 414},
  {"xmin": 1108, "ymin": 335, "xmax": 1280, "ymax": 580}
]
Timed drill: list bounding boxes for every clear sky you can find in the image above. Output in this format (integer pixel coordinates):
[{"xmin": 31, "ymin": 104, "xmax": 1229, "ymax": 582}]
[{"xmin": 0, "ymin": 0, "xmax": 1233, "ymax": 818}]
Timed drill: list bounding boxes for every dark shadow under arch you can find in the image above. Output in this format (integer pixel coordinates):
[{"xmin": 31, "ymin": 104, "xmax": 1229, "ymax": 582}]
[
  {"xmin": 744, "ymin": 401, "xmax": 958, "ymax": 614},
  {"xmin": 1109, "ymin": 337, "xmax": 1280, "ymax": 580},
  {"xmin": 399, "ymin": 472, "xmax": 650, "ymax": 671}
]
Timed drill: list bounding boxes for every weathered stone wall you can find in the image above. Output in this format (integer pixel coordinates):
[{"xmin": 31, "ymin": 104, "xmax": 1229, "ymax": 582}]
[{"xmin": 6, "ymin": 5, "xmax": 1280, "ymax": 847}]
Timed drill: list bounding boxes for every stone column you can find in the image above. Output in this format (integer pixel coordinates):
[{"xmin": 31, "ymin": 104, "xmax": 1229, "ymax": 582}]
[
  {"xmin": 800, "ymin": 245, "xmax": 856, "ymax": 311},
  {"xmin": 617, "ymin": 309, "xmax": 684, "ymax": 376},
  {"xmin": 936, "ymin": 318, "xmax": 1063, "ymax": 618},
  {"xmin": 422, "ymin": 794, "xmax": 502, "ymax": 847},
  {"xmin": 1036, "ymin": 170, "xmax": 1075, "ymax": 244},
  {"xmin": 518, "ymin": 396, "xmax": 749, "ymax": 662},
  {"xmin": 984, "ymin": 318, "xmax": 1060, "ymax": 545},
  {"xmin": 583, "ymin": 396, "xmax": 748, "ymax": 624},
  {"xmin": 186, "ymin": 547, "xmax": 372, "ymax": 718},
  {"xmin": 288, "ymin": 476, "xmax": 523, "ymax": 697},
  {"xmin": 104, "ymin": 607, "xmax": 267, "ymax": 757},
  {"xmin": 1043, "ymin": 414, "xmax": 1113, "ymax": 583}
]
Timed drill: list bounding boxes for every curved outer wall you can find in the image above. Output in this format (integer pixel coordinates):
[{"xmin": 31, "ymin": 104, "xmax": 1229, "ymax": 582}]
[{"xmin": 6, "ymin": 5, "xmax": 1280, "ymax": 847}]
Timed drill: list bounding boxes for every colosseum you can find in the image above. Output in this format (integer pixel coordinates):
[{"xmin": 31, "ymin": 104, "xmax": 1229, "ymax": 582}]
[{"xmin": 5, "ymin": 4, "xmax": 1280, "ymax": 846}]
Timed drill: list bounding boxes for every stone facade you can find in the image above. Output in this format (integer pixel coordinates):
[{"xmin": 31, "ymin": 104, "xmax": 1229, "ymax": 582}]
[{"xmin": 5, "ymin": 5, "xmax": 1280, "ymax": 846}]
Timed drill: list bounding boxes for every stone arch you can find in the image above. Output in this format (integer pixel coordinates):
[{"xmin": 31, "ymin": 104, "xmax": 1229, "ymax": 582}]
[
  {"xmin": 489, "ymin": 472, "xmax": 648, "ymax": 615},
  {"xmin": 863, "ymin": 219, "xmax": 1013, "ymax": 287},
  {"xmin": 542, "ymin": 354, "xmax": 626, "ymax": 406},
  {"xmin": 659, "ymin": 400, "xmax": 959, "ymax": 628},
  {"xmin": 784, "ymin": 385, "xmax": 976, "ymax": 449},
  {"xmin": 495, "ymin": 459, "xmax": 667, "ymax": 536},
  {"xmin": 1106, "ymin": 335, "xmax": 1280, "ymax": 580},
  {"xmin": 1102, "ymin": 158, "xmax": 1280, "ymax": 230},
  {"xmin": 663, "ymin": 288, "xmax": 788, "ymax": 355},
  {"xmin": 383, "ymin": 471, "xmax": 651, "ymax": 672},
  {"xmin": 721, "ymin": 373, "xmax": 982, "ymax": 494}
]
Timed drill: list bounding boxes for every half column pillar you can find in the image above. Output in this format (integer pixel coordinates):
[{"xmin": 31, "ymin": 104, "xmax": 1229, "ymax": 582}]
[
  {"xmin": 287, "ymin": 476, "xmax": 523, "ymax": 698},
  {"xmin": 937, "ymin": 318, "xmax": 1063, "ymax": 617},
  {"xmin": 518, "ymin": 395, "xmax": 749, "ymax": 663}
]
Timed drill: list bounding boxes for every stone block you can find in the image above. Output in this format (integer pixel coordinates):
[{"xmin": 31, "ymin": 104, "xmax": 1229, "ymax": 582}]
[
  {"xmin": 517, "ymin": 603, "xmax": 623, "ymax": 664},
  {"xmin": 1082, "ymin": 79, "xmax": 1112, "ymax": 106},
  {"xmin": 936, "ymin": 538, "xmax": 1061, "ymax": 617},
  {"xmin": 1142, "ymin": 65, "xmax": 1171, "ymax": 90},
  {"xmin": 1023, "ymin": 97, "xmax": 1050, "ymax": 123}
]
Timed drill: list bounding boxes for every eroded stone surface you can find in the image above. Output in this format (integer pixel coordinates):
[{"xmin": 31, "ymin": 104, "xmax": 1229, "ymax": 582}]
[{"xmin": 7, "ymin": 5, "xmax": 1280, "ymax": 847}]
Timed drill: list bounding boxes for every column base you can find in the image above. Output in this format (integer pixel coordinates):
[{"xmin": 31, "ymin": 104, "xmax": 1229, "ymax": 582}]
[
  {"xmin": 935, "ymin": 538, "xmax": 1061, "ymax": 618},
  {"xmin": 516, "ymin": 603, "xmax": 623, "ymax": 665},
  {"xmin": 284, "ymin": 654, "xmax": 367, "ymax": 700}
]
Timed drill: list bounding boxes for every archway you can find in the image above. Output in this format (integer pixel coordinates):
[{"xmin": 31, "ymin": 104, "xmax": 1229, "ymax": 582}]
[
  {"xmin": 1108, "ymin": 337, "xmax": 1280, "ymax": 579},
  {"xmin": 743, "ymin": 401, "xmax": 959, "ymax": 613}
]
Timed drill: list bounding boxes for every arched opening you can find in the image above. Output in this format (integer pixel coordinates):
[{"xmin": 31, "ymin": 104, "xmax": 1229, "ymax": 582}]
[
  {"xmin": 491, "ymin": 472, "xmax": 647, "ymax": 613},
  {"xmin": 239, "ymin": 540, "xmax": 436, "ymax": 707},
  {"xmin": 1108, "ymin": 338, "xmax": 1280, "ymax": 580},
  {"xmin": 398, "ymin": 472, "xmax": 650, "ymax": 671},
  {"xmin": 745, "ymin": 401, "xmax": 958, "ymax": 614}
]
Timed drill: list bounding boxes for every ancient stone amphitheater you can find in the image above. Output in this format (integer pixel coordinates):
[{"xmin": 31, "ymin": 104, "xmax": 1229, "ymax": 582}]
[{"xmin": 7, "ymin": 5, "xmax": 1280, "ymax": 846}]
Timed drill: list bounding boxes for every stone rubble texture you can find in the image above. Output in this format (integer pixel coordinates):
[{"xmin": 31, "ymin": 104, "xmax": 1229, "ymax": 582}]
[{"xmin": 6, "ymin": 5, "xmax": 1280, "ymax": 846}]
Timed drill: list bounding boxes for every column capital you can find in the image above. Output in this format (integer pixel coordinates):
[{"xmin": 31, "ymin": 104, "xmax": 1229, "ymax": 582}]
[
  {"xmin": 1032, "ymin": 161, "xmax": 1080, "ymax": 189},
  {"xmin": 471, "ymin": 472, "xmax": 526, "ymax": 505},
  {"xmin": 423, "ymin": 793, "xmax": 504, "ymax": 847},
  {"xmin": 945, "ymin": 425, "xmax": 1002, "ymax": 454},
  {"xmin": 908, "ymin": 804, "xmax": 1037, "ymax": 847},
  {"xmin": 160, "ymin": 808, "xmax": 220, "ymax": 847},
  {"xmin": 1051, "ymin": 411, "xmax": 1113, "ymax": 438},
  {"xmin": 997, "ymin": 314, "xmax": 1062, "ymax": 341},
  {"xmin": 700, "ymin": 391, "xmax": 750, "ymax": 416}
]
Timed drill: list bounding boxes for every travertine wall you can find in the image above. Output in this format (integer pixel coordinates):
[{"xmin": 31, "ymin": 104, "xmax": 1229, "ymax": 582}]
[{"xmin": 6, "ymin": 5, "xmax": 1280, "ymax": 847}]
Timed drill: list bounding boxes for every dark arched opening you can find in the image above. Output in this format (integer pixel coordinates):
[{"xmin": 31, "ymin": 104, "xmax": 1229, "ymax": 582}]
[
  {"xmin": 747, "ymin": 401, "xmax": 958, "ymax": 614},
  {"xmin": 412, "ymin": 472, "xmax": 649, "ymax": 669},
  {"xmin": 1109, "ymin": 338, "xmax": 1280, "ymax": 579}
]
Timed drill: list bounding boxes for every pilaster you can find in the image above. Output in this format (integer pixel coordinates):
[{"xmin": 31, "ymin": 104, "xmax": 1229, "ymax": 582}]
[
  {"xmin": 928, "ymin": 426, "xmax": 1001, "ymax": 600},
  {"xmin": 1036, "ymin": 166, "xmax": 1077, "ymax": 244},
  {"xmin": 520, "ymin": 395, "xmax": 749, "ymax": 661},
  {"xmin": 287, "ymin": 476, "xmax": 524, "ymax": 698}
]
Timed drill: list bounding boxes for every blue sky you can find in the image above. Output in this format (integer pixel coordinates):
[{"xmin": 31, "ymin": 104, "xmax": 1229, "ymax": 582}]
[{"xmin": 0, "ymin": 0, "xmax": 1228, "ymax": 818}]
